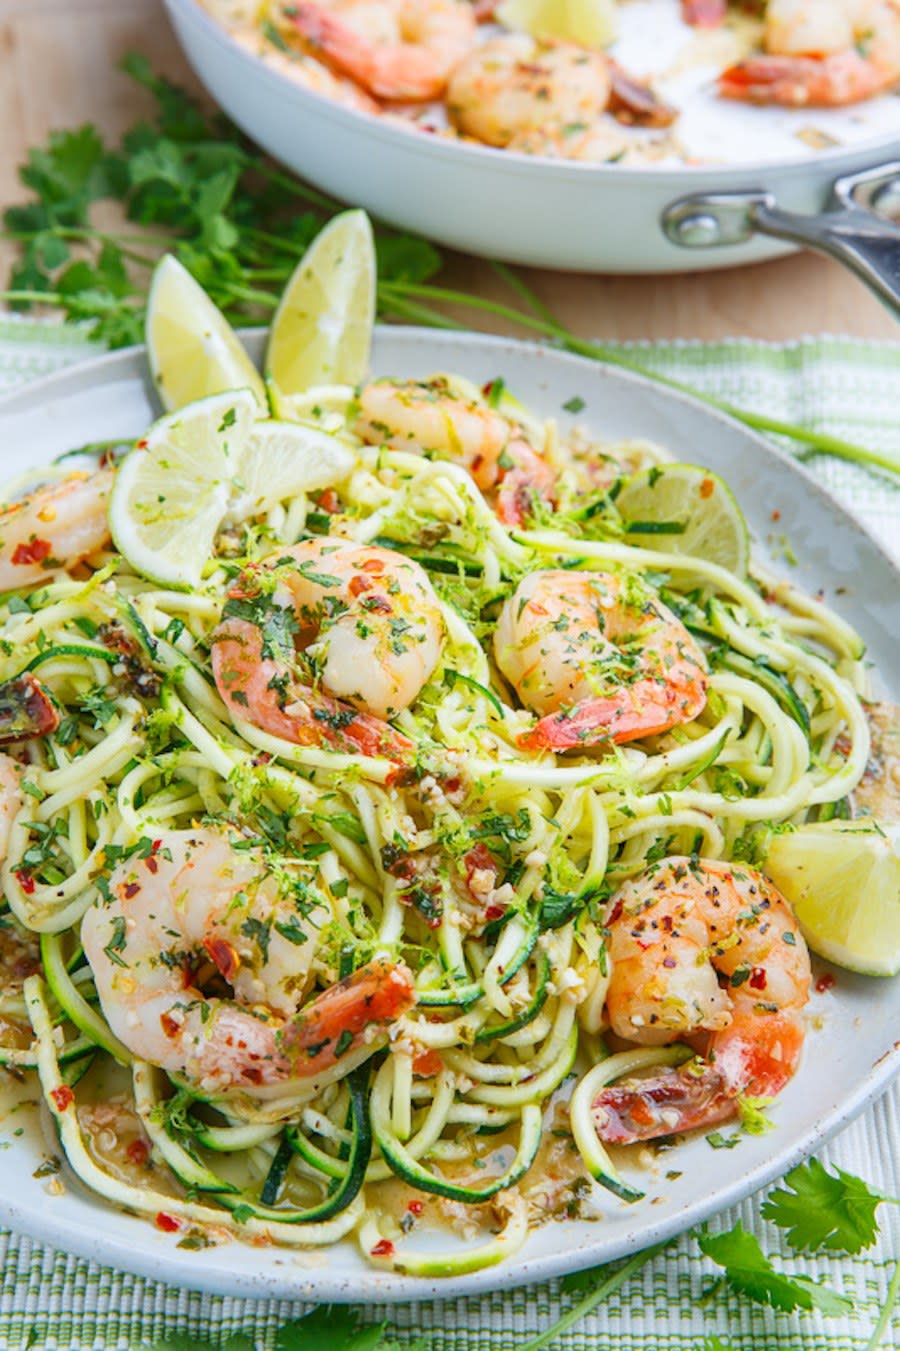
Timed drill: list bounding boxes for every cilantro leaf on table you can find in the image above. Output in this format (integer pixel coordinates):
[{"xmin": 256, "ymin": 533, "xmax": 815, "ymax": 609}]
[
  {"xmin": 761, "ymin": 1157, "xmax": 898, "ymax": 1255},
  {"xmin": 276, "ymin": 1307, "xmax": 389, "ymax": 1351},
  {"xmin": 698, "ymin": 1223, "xmax": 852, "ymax": 1315}
]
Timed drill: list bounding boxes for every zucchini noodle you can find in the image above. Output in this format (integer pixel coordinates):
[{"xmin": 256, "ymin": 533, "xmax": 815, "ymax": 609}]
[{"xmin": 0, "ymin": 372, "xmax": 874, "ymax": 1276}]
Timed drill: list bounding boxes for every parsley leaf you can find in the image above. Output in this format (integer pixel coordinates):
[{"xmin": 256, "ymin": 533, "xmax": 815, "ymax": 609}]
[
  {"xmin": 698, "ymin": 1222, "xmax": 853, "ymax": 1315},
  {"xmin": 761, "ymin": 1157, "xmax": 897, "ymax": 1255},
  {"xmin": 276, "ymin": 1307, "xmax": 388, "ymax": 1351}
]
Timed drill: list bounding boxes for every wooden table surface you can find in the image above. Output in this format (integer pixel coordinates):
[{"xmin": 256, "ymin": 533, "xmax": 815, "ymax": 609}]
[{"xmin": 0, "ymin": 0, "xmax": 896, "ymax": 342}]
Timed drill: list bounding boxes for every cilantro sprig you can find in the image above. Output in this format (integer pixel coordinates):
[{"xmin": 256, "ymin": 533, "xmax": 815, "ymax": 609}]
[
  {"xmin": 1, "ymin": 55, "xmax": 897, "ymax": 477},
  {"xmin": 761, "ymin": 1156, "xmax": 899, "ymax": 1255},
  {"xmin": 698, "ymin": 1222, "xmax": 853, "ymax": 1315}
]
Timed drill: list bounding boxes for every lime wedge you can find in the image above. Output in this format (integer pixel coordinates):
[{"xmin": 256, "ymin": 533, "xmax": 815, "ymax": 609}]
[
  {"xmin": 199, "ymin": 0, "xmax": 265, "ymax": 21},
  {"xmin": 110, "ymin": 390, "xmax": 257, "ymax": 588},
  {"xmin": 765, "ymin": 821, "xmax": 900, "ymax": 977},
  {"xmin": 496, "ymin": 0, "xmax": 618, "ymax": 47},
  {"xmin": 230, "ymin": 420, "xmax": 355, "ymax": 518},
  {"xmin": 266, "ymin": 209, "xmax": 376, "ymax": 395},
  {"xmin": 614, "ymin": 463, "xmax": 750, "ymax": 575},
  {"xmin": 146, "ymin": 254, "xmax": 266, "ymax": 412}
]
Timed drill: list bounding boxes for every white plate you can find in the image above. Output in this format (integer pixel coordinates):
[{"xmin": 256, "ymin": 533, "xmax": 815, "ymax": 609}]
[
  {"xmin": 164, "ymin": 0, "xmax": 900, "ymax": 271},
  {"xmin": 0, "ymin": 328, "xmax": 897, "ymax": 1301}
]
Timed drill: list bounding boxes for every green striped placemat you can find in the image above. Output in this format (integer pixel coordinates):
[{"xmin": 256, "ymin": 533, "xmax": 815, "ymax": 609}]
[{"xmin": 0, "ymin": 317, "xmax": 895, "ymax": 1351}]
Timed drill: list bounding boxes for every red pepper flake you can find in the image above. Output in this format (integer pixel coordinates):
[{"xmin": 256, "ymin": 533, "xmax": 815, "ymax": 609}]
[
  {"xmin": 631, "ymin": 1098, "xmax": 656, "ymax": 1128},
  {"xmin": 50, "ymin": 1085, "xmax": 74, "ymax": 1112},
  {"xmin": 770, "ymin": 509, "xmax": 781, "ymax": 522},
  {"xmin": 160, "ymin": 1012, "xmax": 180, "ymax": 1039},
  {"xmin": 155, "ymin": 1211, "xmax": 181, "ymax": 1233},
  {"xmin": 413, "ymin": 1048, "xmax": 443, "ymax": 1078},
  {"xmin": 407, "ymin": 1199, "xmax": 424, "ymax": 1216},
  {"xmin": 815, "ymin": 972, "xmax": 836, "ymax": 994},
  {"xmin": 699, "ymin": 478, "xmax": 714, "ymax": 499},
  {"xmin": 370, "ymin": 1238, "xmax": 394, "ymax": 1258},
  {"xmin": 124, "ymin": 882, "xmax": 141, "ymax": 899},
  {"xmin": 484, "ymin": 904, "xmax": 505, "ymax": 922},
  {"xmin": 348, "ymin": 574, "xmax": 373, "ymax": 597},
  {"xmin": 749, "ymin": 966, "xmax": 767, "ymax": 991},
  {"xmin": 12, "ymin": 538, "xmax": 52, "ymax": 567},
  {"xmin": 318, "ymin": 488, "xmax": 340, "ymax": 514},
  {"xmin": 203, "ymin": 936, "xmax": 241, "ymax": 982},
  {"xmin": 465, "ymin": 842, "xmax": 495, "ymax": 886},
  {"xmin": 361, "ymin": 557, "xmax": 385, "ymax": 575},
  {"xmin": 126, "ymin": 1138, "xmax": 150, "ymax": 1166},
  {"xmin": 443, "ymin": 776, "xmax": 460, "ymax": 793},
  {"xmin": 136, "ymin": 439, "xmax": 149, "ymax": 450},
  {"xmin": 146, "ymin": 857, "xmax": 159, "ymax": 874},
  {"xmin": 15, "ymin": 870, "xmax": 35, "ymax": 895}
]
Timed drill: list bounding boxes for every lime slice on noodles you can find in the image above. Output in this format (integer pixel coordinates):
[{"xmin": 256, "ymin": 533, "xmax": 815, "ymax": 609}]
[
  {"xmin": 496, "ymin": 0, "xmax": 619, "ymax": 47},
  {"xmin": 146, "ymin": 254, "xmax": 266, "ymax": 412},
  {"xmin": 231, "ymin": 420, "xmax": 355, "ymax": 518},
  {"xmin": 614, "ymin": 463, "xmax": 750, "ymax": 575},
  {"xmin": 765, "ymin": 821, "xmax": 900, "ymax": 977},
  {"xmin": 111, "ymin": 392, "xmax": 354, "ymax": 587},
  {"xmin": 110, "ymin": 390, "xmax": 257, "ymax": 588},
  {"xmin": 266, "ymin": 209, "xmax": 376, "ymax": 395}
]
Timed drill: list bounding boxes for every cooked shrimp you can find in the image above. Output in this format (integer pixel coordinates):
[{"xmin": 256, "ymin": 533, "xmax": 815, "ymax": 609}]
[
  {"xmin": 0, "ymin": 672, "xmax": 59, "ymax": 744},
  {"xmin": 81, "ymin": 828, "xmax": 416, "ymax": 1092},
  {"xmin": 719, "ymin": 0, "xmax": 900, "ymax": 106},
  {"xmin": 493, "ymin": 570, "xmax": 708, "ymax": 751},
  {"xmin": 681, "ymin": 0, "xmax": 727, "ymax": 25},
  {"xmin": 286, "ymin": 0, "xmax": 476, "ymax": 100},
  {"xmin": 230, "ymin": 17, "xmax": 380, "ymax": 112},
  {"xmin": 212, "ymin": 537, "xmax": 444, "ymax": 763},
  {"xmin": 448, "ymin": 34, "xmax": 612, "ymax": 148},
  {"xmin": 356, "ymin": 377, "xmax": 556, "ymax": 526},
  {"xmin": 447, "ymin": 35, "xmax": 674, "ymax": 154},
  {"xmin": 0, "ymin": 468, "xmax": 113, "ymax": 592},
  {"xmin": 592, "ymin": 857, "xmax": 811, "ymax": 1142}
]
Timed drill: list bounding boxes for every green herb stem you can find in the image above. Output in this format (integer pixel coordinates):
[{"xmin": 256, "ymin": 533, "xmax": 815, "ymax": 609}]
[
  {"xmin": 864, "ymin": 1260, "xmax": 900, "ymax": 1351},
  {"xmin": 379, "ymin": 280, "xmax": 900, "ymax": 476},
  {"xmin": 514, "ymin": 1243, "xmax": 667, "ymax": 1351}
]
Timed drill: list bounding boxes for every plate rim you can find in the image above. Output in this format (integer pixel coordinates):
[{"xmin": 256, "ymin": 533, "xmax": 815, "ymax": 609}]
[
  {"xmin": 0, "ymin": 326, "xmax": 896, "ymax": 1303},
  {"xmin": 164, "ymin": 0, "xmax": 900, "ymax": 182}
]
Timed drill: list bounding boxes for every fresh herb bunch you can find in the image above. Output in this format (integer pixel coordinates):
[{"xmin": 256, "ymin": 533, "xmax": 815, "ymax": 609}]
[
  {"xmin": 1, "ymin": 54, "xmax": 897, "ymax": 478},
  {"xmin": 142, "ymin": 1159, "xmax": 898, "ymax": 1351}
]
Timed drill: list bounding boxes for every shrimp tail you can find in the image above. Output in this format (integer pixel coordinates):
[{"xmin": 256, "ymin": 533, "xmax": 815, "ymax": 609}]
[
  {"xmin": 518, "ymin": 683, "xmax": 706, "ymax": 751},
  {"xmin": 608, "ymin": 60, "xmax": 678, "ymax": 127},
  {"xmin": 718, "ymin": 51, "xmax": 885, "ymax": 106},
  {"xmin": 593, "ymin": 1061, "xmax": 735, "ymax": 1143},
  {"xmin": 593, "ymin": 1012, "xmax": 805, "ymax": 1143},
  {"xmin": 681, "ymin": 0, "xmax": 727, "ymax": 26},
  {"xmin": 277, "ymin": 958, "xmax": 416, "ymax": 1073},
  {"xmin": 289, "ymin": 1, "xmax": 444, "ymax": 100},
  {"xmin": 0, "ymin": 672, "xmax": 59, "ymax": 744}
]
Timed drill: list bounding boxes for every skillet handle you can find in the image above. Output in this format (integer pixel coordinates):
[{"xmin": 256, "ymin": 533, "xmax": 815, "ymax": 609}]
[{"xmin": 662, "ymin": 162, "xmax": 900, "ymax": 318}]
